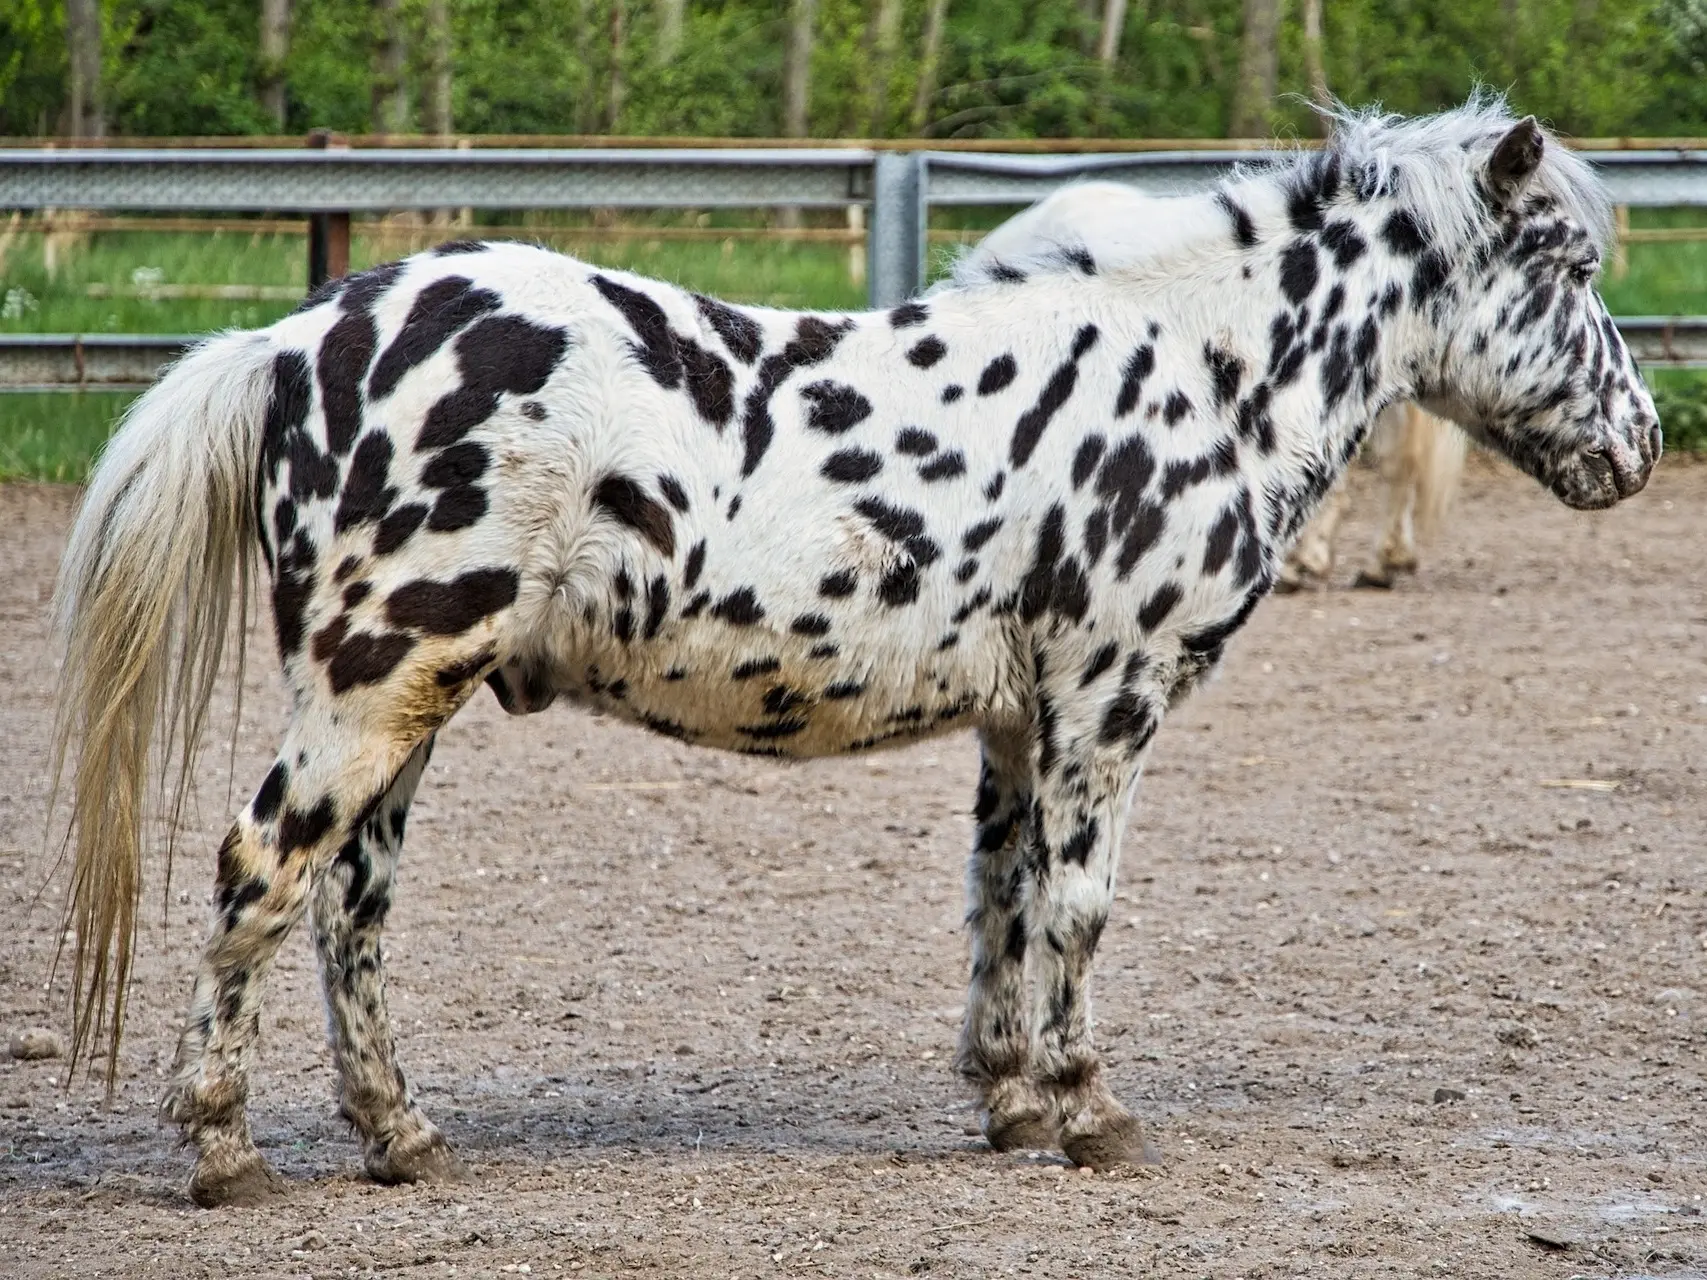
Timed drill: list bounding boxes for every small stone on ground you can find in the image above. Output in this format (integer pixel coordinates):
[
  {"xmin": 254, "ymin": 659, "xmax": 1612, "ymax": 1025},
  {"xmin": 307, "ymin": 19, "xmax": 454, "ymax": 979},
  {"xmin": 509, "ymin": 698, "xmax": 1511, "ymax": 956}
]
[{"xmin": 8, "ymin": 1028, "xmax": 63, "ymax": 1060}]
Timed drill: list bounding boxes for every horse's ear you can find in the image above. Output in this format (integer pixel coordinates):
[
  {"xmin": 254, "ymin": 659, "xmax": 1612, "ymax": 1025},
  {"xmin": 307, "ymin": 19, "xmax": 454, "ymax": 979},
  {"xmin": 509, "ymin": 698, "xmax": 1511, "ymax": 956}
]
[{"xmin": 1487, "ymin": 117, "xmax": 1545, "ymax": 205}]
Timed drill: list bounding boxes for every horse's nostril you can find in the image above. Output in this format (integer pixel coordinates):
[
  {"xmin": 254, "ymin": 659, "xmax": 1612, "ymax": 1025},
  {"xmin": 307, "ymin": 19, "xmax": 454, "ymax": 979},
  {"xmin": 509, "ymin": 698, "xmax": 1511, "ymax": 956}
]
[{"xmin": 1649, "ymin": 422, "xmax": 1663, "ymax": 462}]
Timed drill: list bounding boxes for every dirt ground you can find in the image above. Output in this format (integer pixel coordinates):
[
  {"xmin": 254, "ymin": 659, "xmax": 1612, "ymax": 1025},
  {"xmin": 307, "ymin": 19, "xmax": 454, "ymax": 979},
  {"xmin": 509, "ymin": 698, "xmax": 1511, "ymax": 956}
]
[{"xmin": 1, "ymin": 458, "xmax": 1703, "ymax": 1280}]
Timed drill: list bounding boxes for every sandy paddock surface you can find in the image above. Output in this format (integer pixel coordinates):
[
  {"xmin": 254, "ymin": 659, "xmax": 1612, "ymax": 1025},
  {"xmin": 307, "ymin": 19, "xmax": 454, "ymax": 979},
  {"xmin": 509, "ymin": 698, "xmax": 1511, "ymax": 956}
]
[{"xmin": 1, "ymin": 460, "xmax": 1704, "ymax": 1279}]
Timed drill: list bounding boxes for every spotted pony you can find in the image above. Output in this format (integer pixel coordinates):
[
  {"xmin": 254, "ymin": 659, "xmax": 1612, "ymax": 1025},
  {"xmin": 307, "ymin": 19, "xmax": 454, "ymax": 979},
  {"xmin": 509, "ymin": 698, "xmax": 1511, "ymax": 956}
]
[{"xmin": 52, "ymin": 98, "xmax": 1658, "ymax": 1206}]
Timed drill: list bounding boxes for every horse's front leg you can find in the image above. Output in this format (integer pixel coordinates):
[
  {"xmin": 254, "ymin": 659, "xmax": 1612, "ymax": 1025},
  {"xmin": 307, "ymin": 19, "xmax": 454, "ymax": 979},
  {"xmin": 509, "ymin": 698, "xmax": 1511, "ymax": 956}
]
[
  {"xmin": 955, "ymin": 722, "xmax": 1057, "ymax": 1152},
  {"xmin": 1277, "ymin": 477, "xmax": 1350, "ymax": 590},
  {"xmin": 1024, "ymin": 677, "xmax": 1161, "ymax": 1170}
]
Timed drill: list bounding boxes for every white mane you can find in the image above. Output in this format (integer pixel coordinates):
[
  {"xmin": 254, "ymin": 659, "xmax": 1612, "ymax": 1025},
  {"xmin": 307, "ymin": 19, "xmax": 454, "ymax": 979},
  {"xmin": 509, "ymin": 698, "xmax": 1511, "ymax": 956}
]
[{"xmin": 946, "ymin": 92, "xmax": 1613, "ymax": 289}]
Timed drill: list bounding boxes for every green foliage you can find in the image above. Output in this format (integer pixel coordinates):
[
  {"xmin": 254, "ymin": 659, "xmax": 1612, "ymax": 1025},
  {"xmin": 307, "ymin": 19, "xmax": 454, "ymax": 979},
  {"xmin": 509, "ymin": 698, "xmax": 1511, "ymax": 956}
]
[
  {"xmin": 1650, "ymin": 372, "xmax": 1707, "ymax": 453},
  {"xmin": 0, "ymin": 0, "xmax": 66, "ymax": 136},
  {"xmin": 6, "ymin": 0, "xmax": 1707, "ymax": 141},
  {"xmin": 105, "ymin": 0, "xmax": 276, "ymax": 135}
]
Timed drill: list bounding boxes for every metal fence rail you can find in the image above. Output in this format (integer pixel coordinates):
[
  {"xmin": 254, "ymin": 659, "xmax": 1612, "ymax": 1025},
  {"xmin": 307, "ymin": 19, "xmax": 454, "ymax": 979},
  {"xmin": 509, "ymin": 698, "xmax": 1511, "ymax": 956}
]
[
  {"xmin": 8, "ymin": 318, "xmax": 1707, "ymax": 393},
  {"xmin": 8, "ymin": 143, "xmax": 1707, "ymax": 305}
]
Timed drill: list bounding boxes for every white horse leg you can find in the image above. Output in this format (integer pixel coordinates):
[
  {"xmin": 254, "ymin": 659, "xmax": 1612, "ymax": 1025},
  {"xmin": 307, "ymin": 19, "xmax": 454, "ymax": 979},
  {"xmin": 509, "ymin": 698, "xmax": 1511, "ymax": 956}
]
[{"xmin": 1278, "ymin": 477, "xmax": 1351, "ymax": 591}]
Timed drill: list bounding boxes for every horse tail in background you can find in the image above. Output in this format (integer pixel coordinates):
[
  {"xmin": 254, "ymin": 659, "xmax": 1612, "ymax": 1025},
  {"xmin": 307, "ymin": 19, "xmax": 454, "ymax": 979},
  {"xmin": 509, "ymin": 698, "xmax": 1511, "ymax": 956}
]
[{"xmin": 50, "ymin": 330, "xmax": 277, "ymax": 1083}]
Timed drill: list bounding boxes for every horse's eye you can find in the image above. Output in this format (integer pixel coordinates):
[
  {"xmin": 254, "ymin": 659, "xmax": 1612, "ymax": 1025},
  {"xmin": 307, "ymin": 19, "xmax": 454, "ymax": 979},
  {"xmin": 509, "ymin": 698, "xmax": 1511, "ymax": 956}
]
[{"xmin": 1570, "ymin": 258, "xmax": 1600, "ymax": 285}]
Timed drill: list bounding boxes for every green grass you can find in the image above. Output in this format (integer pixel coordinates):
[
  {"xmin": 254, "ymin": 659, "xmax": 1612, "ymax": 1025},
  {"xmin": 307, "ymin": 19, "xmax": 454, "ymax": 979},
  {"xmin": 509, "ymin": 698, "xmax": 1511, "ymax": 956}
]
[
  {"xmin": 0, "ymin": 392, "xmax": 133, "ymax": 482},
  {"xmin": 4, "ymin": 209, "xmax": 1707, "ymax": 481}
]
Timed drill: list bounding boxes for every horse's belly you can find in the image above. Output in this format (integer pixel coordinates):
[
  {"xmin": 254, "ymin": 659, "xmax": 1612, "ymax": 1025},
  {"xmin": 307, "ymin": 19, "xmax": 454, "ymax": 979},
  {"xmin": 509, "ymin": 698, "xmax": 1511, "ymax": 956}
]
[{"xmin": 536, "ymin": 624, "xmax": 1000, "ymax": 758}]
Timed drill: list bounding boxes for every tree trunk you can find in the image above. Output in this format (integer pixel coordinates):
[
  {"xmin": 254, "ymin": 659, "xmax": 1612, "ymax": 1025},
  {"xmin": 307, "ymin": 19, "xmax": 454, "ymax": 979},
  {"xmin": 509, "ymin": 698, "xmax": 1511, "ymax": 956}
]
[
  {"xmin": 911, "ymin": 0, "xmax": 949, "ymax": 131},
  {"xmin": 1076, "ymin": 0, "xmax": 1100, "ymax": 52},
  {"xmin": 783, "ymin": 0, "xmax": 816, "ymax": 139},
  {"xmin": 1230, "ymin": 0, "xmax": 1280, "ymax": 138},
  {"xmin": 258, "ymin": 0, "xmax": 292, "ymax": 128},
  {"xmin": 371, "ymin": 0, "xmax": 409, "ymax": 135},
  {"xmin": 656, "ymin": 0, "xmax": 685, "ymax": 63},
  {"xmin": 1302, "ymin": 0, "xmax": 1329, "ymax": 133},
  {"xmin": 608, "ymin": 0, "xmax": 626, "ymax": 131},
  {"xmin": 426, "ymin": 0, "xmax": 452, "ymax": 138},
  {"xmin": 780, "ymin": 0, "xmax": 816, "ymax": 227},
  {"xmin": 867, "ymin": 0, "xmax": 902, "ymax": 136},
  {"xmin": 1097, "ymin": 0, "xmax": 1128, "ymax": 64},
  {"xmin": 64, "ymin": 0, "xmax": 104, "ymax": 138}
]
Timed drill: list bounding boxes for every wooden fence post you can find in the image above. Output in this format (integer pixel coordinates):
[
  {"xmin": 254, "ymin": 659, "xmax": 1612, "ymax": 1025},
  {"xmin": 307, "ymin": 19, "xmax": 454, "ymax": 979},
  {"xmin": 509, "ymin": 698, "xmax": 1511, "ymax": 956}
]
[{"xmin": 307, "ymin": 129, "xmax": 352, "ymax": 288}]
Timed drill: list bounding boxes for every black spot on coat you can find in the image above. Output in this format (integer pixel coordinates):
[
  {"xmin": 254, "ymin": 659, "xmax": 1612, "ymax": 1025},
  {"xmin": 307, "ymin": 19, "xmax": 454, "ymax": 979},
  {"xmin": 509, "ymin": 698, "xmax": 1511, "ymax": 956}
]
[
  {"xmin": 1071, "ymin": 435, "xmax": 1106, "ymax": 488},
  {"xmin": 1138, "ymin": 581, "xmax": 1183, "ymax": 631},
  {"xmin": 387, "ymin": 568, "xmax": 521, "ymax": 634},
  {"xmin": 962, "ymin": 517, "xmax": 1003, "ymax": 553},
  {"xmin": 1216, "ymin": 192, "xmax": 1258, "ymax": 248},
  {"xmin": 252, "ymin": 763, "xmax": 288, "ymax": 823},
  {"xmin": 1205, "ymin": 343, "xmax": 1244, "ymax": 408},
  {"xmin": 417, "ymin": 437, "xmax": 490, "ymax": 492},
  {"xmin": 800, "ymin": 380, "xmax": 873, "ymax": 434},
  {"xmin": 1010, "ymin": 327, "xmax": 1096, "ymax": 468},
  {"xmin": 741, "ymin": 316, "xmax": 853, "ymax": 477},
  {"xmin": 918, "ymin": 450, "xmax": 966, "ymax": 482},
  {"xmin": 683, "ymin": 540, "xmax": 706, "ymax": 591},
  {"xmin": 906, "ymin": 336, "xmax": 947, "ymax": 368},
  {"xmin": 895, "ymin": 427, "xmax": 937, "ymax": 456},
  {"xmin": 417, "ymin": 315, "xmax": 570, "ymax": 451},
  {"xmin": 658, "ymin": 474, "xmax": 690, "ymax": 511},
  {"xmin": 593, "ymin": 474, "xmax": 677, "ymax": 557},
  {"xmin": 822, "ymin": 448, "xmax": 884, "ymax": 483},
  {"xmin": 334, "ymin": 431, "xmax": 398, "ymax": 534},
  {"xmin": 1114, "ymin": 345, "xmax": 1154, "ymax": 417},
  {"xmin": 694, "ymin": 294, "xmax": 763, "ymax": 364},
  {"xmin": 1381, "ymin": 209, "xmax": 1428, "ymax": 256},
  {"xmin": 819, "ymin": 570, "xmax": 857, "ymax": 598},
  {"xmin": 977, "ymin": 354, "xmax": 1017, "ymax": 396},
  {"xmin": 1320, "ymin": 219, "xmax": 1367, "ymax": 269},
  {"xmin": 711, "ymin": 587, "xmax": 765, "ymax": 626},
  {"xmin": 278, "ymin": 798, "xmax": 337, "ymax": 857},
  {"xmin": 374, "ymin": 503, "xmax": 429, "ymax": 556},
  {"xmin": 327, "ymin": 631, "xmax": 419, "ymax": 694},
  {"xmin": 368, "ymin": 275, "xmax": 502, "ymax": 401},
  {"xmin": 427, "ymin": 485, "xmax": 488, "ymax": 532},
  {"xmin": 1279, "ymin": 240, "xmax": 1320, "ymax": 306}
]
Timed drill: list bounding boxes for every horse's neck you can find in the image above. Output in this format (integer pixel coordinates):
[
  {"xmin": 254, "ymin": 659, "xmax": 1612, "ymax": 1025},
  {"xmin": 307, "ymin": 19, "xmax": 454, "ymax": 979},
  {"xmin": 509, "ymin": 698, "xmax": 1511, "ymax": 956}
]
[{"xmin": 1127, "ymin": 178, "xmax": 1443, "ymax": 486}]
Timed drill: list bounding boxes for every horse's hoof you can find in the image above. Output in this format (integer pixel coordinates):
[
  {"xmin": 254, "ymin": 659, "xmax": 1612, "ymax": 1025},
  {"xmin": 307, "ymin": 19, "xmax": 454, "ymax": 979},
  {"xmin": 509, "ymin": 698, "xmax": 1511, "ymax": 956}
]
[
  {"xmin": 366, "ymin": 1130, "xmax": 467, "ymax": 1186},
  {"xmin": 188, "ymin": 1148, "xmax": 284, "ymax": 1208},
  {"xmin": 1352, "ymin": 568, "xmax": 1395, "ymax": 590},
  {"xmin": 984, "ymin": 1109, "xmax": 1059, "ymax": 1153},
  {"xmin": 1061, "ymin": 1115, "xmax": 1160, "ymax": 1170}
]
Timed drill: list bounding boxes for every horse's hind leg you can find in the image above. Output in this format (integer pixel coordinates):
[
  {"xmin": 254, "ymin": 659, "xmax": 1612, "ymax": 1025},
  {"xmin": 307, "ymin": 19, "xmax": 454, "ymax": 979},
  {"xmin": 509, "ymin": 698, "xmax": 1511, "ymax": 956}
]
[
  {"xmin": 956, "ymin": 723, "xmax": 1055, "ymax": 1152},
  {"xmin": 310, "ymin": 735, "xmax": 462, "ymax": 1185},
  {"xmin": 166, "ymin": 716, "xmax": 446, "ymax": 1206}
]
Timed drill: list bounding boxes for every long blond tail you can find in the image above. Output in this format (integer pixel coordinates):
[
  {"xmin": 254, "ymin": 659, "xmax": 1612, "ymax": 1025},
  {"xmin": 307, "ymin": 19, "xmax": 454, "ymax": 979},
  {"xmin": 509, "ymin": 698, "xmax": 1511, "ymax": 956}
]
[
  {"xmin": 1400, "ymin": 402, "xmax": 1469, "ymax": 541},
  {"xmin": 50, "ymin": 329, "xmax": 278, "ymax": 1082}
]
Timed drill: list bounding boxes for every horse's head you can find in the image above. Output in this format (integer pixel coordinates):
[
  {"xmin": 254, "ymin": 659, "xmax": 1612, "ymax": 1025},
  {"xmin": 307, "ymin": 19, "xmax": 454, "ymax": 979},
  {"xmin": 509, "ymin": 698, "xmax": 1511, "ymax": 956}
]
[{"xmin": 1404, "ymin": 113, "xmax": 1660, "ymax": 509}]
